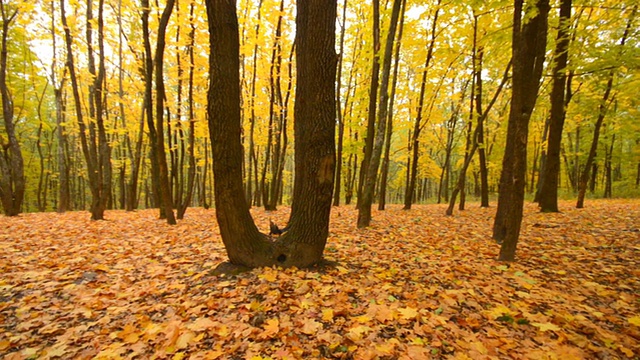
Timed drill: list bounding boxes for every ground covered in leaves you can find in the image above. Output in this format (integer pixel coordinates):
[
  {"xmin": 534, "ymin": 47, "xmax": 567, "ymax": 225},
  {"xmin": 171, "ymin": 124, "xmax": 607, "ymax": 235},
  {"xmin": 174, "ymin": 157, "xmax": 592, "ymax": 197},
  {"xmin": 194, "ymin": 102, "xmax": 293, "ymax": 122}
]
[{"xmin": 1, "ymin": 200, "xmax": 639, "ymax": 359}]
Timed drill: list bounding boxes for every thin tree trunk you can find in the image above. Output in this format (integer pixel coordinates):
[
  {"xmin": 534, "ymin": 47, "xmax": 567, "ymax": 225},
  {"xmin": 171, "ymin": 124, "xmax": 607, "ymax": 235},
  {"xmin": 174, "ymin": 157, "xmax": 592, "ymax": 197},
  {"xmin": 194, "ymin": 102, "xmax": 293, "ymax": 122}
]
[
  {"xmin": 357, "ymin": 0, "xmax": 380, "ymax": 210},
  {"xmin": 537, "ymin": 0, "xmax": 572, "ymax": 212},
  {"xmin": 403, "ymin": 0, "xmax": 441, "ymax": 210},
  {"xmin": 177, "ymin": 2, "xmax": 197, "ymax": 219},
  {"xmin": 603, "ymin": 133, "xmax": 614, "ymax": 198},
  {"xmin": 446, "ymin": 59, "xmax": 511, "ymax": 215},
  {"xmin": 576, "ymin": 6, "xmax": 634, "ymax": 208},
  {"xmin": 333, "ymin": 0, "xmax": 348, "ymax": 207},
  {"xmin": 379, "ymin": 0, "xmax": 406, "ymax": 211},
  {"xmin": 358, "ymin": 0, "xmax": 403, "ymax": 227},
  {"xmin": 493, "ymin": 0, "xmax": 550, "ymax": 261},
  {"xmin": 49, "ymin": 0, "xmax": 70, "ymax": 213},
  {"xmin": 155, "ymin": 0, "xmax": 177, "ymax": 224}
]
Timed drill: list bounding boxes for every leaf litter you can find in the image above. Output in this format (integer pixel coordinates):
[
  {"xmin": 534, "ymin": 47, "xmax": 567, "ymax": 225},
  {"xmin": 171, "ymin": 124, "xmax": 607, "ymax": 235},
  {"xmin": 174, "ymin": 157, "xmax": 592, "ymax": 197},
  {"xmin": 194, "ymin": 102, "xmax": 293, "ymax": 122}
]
[{"xmin": 0, "ymin": 200, "xmax": 639, "ymax": 359}]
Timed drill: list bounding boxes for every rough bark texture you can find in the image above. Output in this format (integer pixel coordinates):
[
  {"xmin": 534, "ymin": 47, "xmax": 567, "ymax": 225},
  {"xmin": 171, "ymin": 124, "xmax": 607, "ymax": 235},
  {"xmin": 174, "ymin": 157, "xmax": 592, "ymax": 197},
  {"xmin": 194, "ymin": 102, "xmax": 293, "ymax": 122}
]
[
  {"xmin": 538, "ymin": 0, "xmax": 572, "ymax": 213},
  {"xmin": 493, "ymin": 0, "xmax": 550, "ymax": 261},
  {"xmin": 206, "ymin": 0, "xmax": 337, "ymax": 268},
  {"xmin": 0, "ymin": 4, "xmax": 24, "ymax": 216}
]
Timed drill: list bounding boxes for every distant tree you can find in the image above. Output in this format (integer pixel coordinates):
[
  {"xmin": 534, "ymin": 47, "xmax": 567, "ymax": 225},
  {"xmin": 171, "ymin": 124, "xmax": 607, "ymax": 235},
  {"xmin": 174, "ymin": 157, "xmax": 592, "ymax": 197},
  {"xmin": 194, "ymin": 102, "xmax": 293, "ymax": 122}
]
[
  {"xmin": 576, "ymin": 6, "xmax": 635, "ymax": 209},
  {"xmin": 205, "ymin": 0, "xmax": 337, "ymax": 268},
  {"xmin": 492, "ymin": 0, "xmax": 550, "ymax": 261},
  {"xmin": 0, "ymin": 0, "xmax": 25, "ymax": 216}
]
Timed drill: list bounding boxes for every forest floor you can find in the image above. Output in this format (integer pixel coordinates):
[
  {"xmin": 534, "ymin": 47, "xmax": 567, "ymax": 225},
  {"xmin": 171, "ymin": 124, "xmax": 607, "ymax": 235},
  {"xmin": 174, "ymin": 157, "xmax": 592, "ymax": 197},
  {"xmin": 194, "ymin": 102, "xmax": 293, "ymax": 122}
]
[{"xmin": 1, "ymin": 200, "xmax": 639, "ymax": 360}]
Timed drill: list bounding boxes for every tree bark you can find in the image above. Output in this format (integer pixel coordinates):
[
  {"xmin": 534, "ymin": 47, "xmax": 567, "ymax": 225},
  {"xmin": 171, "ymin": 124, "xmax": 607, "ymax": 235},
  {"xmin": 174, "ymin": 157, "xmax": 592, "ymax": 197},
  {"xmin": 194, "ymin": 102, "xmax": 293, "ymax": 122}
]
[
  {"xmin": 155, "ymin": 0, "xmax": 177, "ymax": 224},
  {"xmin": 357, "ymin": 0, "xmax": 380, "ymax": 209},
  {"xmin": 333, "ymin": 0, "xmax": 348, "ymax": 207},
  {"xmin": 379, "ymin": 0, "xmax": 406, "ymax": 211},
  {"xmin": 492, "ymin": 0, "xmax": 550, "ymax": 261},
  {"xmin": 206, "ymin": 0, "xmax": 337, "ymax": 268},
  {"xmin": 358, "ymin": 0, "xmax": 403, "ymax": 228},
  {"xmin": 0, "ymin": 3, "xmax": 25, "ymax": 216},
  {"xmin": 537, "ymin": 0, "xmax": 572, "ymax": 212},
  {"xmin": 177, "ymin": 3, "xmax": 198, "ymax": 219},
  {"xmin": 403, "ymin": 0, "xmax": 441, "ymax": 210}
]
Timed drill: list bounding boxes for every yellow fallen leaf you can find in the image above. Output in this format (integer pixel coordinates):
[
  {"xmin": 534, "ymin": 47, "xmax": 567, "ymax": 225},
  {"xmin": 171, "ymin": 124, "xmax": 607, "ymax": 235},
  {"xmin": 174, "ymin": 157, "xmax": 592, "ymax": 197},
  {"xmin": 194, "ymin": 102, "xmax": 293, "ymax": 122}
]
[
  {"xmin": 346, "ymin": 325, "xmax": 372, "ymax": 341},
  {"xmin": 301, "ymin": 319, "xmax": 323, "ymax": 335},
  {"xmin": 322, "ymin": 308, "xmax": 334, "ymax": 323},
  {"xmin": 619, "ymin": 345, "xmax": 634, "ymax": 357},
  {"xmin": 188, "ymin": 317, "xmax": 217, "ymax": 332},
  {"xmin": 532, "ymin": 322, "xmax": 560, "ymax": 332},
  {"xmin": 259, "ymin": 318, "xmax": 279, "ymax": 339},
  {"xmin": 398, "ymin": 307, "xmax": 418, "ymax": 320},
  {"xmin": 628, "ymin": 315, "xmax": 640, "ymax": 326}
]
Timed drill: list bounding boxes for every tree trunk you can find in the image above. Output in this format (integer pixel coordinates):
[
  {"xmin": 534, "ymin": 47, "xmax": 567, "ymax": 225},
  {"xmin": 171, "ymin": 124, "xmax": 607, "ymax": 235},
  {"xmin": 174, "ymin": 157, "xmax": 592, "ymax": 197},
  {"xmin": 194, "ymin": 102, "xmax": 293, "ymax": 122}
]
[
  {"xmin": 357, "ymin": 0, "xmax": 381, "ymax": 209},
  {"xmin": 155, "ymin": 0, "xmax": 177, "ymax": 224},
  {"xmin": 205, "ymin": 0, "xmax": 337, "ymax": 268},
  {"xmin": 0, "ymin": 4, "xmax": 25, "ymax": 216},
  {"xmin": 177, "ymin": 3, "xmax": 198, "ymax": 219},
  {"xmin": 492, "ymin": 0, "xmax": 550, "ymax": 261},
  {"xmin": 379, "ymin": 0, "xmax": 406, "ymax": 211},
  {"xmin": 48, "ymin": 0, "xmax": 70, "ymax": 213},
  {"xmin": 537, "ymin": 0, "xmax": 572, "ymax": 212},
  {"xmin": 358, "ymin": 0, "xmax": 403, "ymax": 228},
  {"xmin": 403, "ymin": 0, "xmax": 441, "ymax": 210},
  {"xmin": 446, "ymin": 59, "xmax": 511, "ymax": 216},
  {"xmin": 576, "ymin": 7, "xmax": 634, "ymax": 208},
  {"xmin": 603, "ymin": 134, "xmax": 614, "ymax": 198},
  {"xmin": 333, "ymin": 0, "xmax": 348, "ymax": 207}
]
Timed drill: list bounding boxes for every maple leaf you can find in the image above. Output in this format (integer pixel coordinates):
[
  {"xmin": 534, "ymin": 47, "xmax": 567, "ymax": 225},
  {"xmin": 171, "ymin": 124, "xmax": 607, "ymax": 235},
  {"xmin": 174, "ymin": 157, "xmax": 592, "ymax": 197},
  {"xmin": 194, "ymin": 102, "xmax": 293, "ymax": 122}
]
[
  {"xmin": 346, "ymin": 325, "xmax": 373, "ymax": 341},
  {"xmin": 531, "ymin": 322, "xmax": 561, "ymax": 332},
  {"xmin": 301, "ymin": 319, "xmax": 323, "ymax": 335},
  {"xmin": 398, "ymin": 307, "xmax": 418, "ymax": 320},
  {"xmin": 258, "ymin": 318, "xmax": 279, "ymax": 339},
  {"xmin": 187, "ymin": 317, "xmax": 218, "ymax": 332}
]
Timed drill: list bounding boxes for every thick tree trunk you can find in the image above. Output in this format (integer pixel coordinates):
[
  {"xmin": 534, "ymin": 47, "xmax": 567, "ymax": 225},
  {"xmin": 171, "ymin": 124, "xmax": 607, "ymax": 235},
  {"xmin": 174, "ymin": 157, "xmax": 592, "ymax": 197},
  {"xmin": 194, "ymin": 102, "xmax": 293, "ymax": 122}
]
[
  {"xmin": 206, "ymin": 0, "xmax": 337, "ymax": 268},
  {"xmin": 538, "ymin": 0, "xmax": 572, "ymax": 212},
  {"xmin": 493, "ymin": 0, "xmax": 550, "ymax": 261}
]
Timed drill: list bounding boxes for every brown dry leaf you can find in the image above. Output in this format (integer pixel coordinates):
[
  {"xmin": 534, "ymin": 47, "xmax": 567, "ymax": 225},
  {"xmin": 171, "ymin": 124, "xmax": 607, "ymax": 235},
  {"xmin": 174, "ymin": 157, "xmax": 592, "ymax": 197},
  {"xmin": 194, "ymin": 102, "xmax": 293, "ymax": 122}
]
[{"xmin": 0, "ymin": 201, "xmax": 638, "ymax": 359}]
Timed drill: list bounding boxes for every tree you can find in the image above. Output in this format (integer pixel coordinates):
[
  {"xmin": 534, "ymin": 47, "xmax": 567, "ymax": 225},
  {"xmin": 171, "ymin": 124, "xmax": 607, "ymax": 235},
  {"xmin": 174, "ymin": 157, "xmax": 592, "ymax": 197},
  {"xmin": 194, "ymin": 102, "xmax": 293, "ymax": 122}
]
[
  {"xmin": 357, "ymin": 0, "xmax": 403, "ymax": 228},
  {"xmin": 205, "ymin": 0, "xmax": 337, "ymax": 268},
  {"xmin": 403, "ymin": 0, "xmax": 441, "ymax": 211},
  {"xmin": 492, "ymin": 0, "xmax": 550, "ymax": 261},
  {"xmin": 59, "ymin": 0, "xmax": 112, "ymax": 220},
  {"xmin": 576, "ymin": 6, "xmax": 635, "ymax": 209},
  {"xmin": 0, "ymin": 0, "xmax": 25, "ymax": 216},
  {"xmin": 154, "ymin": 0, "xmax": 177, "ymax": 224},
  {"xmin": 537, "ymin": 0, "xmax": 572, "ymax": 212}
]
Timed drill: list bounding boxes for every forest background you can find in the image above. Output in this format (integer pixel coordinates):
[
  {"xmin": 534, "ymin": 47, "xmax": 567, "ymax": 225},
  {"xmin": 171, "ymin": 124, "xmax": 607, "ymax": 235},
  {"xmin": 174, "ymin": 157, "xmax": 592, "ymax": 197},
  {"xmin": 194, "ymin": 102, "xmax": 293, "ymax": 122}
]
[{"xmin": 0, "ymin": 0, "xmax": 639, "ymax": 217}]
